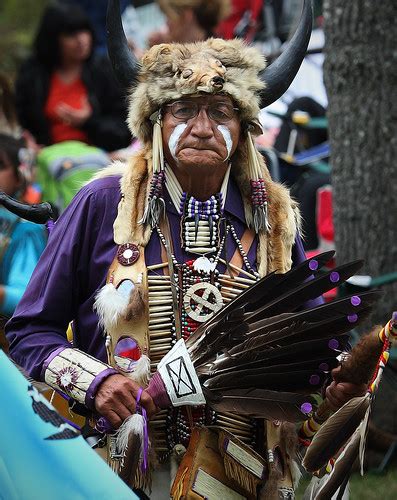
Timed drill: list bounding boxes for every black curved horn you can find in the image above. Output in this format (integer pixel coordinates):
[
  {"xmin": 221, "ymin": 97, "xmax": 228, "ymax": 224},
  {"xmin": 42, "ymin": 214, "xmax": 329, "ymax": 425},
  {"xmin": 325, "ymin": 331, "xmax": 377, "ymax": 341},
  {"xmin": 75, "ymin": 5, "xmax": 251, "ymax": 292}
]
[
  {"xmin": 106, "ymin": 0, "xmax": 141, "ymax": 90},
  {"xmin": 259, "ymin": 0, "xmax": 313, "ymax": 108},
  {"xmin": 0, "ymin": 192, "xmax": 54, "ymax": 225}
]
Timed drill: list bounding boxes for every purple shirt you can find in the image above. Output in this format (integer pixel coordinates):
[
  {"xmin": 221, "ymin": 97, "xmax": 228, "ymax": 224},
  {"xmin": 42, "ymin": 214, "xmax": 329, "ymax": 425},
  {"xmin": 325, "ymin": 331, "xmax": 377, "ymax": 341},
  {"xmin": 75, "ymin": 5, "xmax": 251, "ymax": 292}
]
[{"xmin": 6, "ymin": 174, "xmax": 318, "ymax": 380}]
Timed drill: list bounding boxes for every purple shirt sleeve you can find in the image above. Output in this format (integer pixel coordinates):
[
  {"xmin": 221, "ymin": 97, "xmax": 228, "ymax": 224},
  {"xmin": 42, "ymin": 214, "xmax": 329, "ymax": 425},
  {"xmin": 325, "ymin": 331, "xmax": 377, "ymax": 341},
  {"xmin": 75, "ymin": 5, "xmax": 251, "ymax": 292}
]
[{"xmin": 5, "ymin": 178, "xmax": 120, "ymax": 380}]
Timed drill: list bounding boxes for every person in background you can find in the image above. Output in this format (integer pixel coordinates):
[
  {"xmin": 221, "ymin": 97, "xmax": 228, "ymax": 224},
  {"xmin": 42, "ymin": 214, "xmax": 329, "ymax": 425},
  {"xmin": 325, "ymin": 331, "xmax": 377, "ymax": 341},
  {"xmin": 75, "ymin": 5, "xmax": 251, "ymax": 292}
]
[
  {"xmin": 149, "ymin": 0, "xmax": 230, "ymax": 45},
  {"xmin": 15, "ymin": 3, "xmax": 131, "ymax": 153},
  {"xmin": 0, "ymin": 75, "xmax": 21, "ymax": 139},
  {"xmin": 216, "ymin": 0, "xmax": 263, "ymax": 42},
  {"xmin": 60, "ymin": 0, "xmax": 131, "ymax": 56},
  {"xmin": 0, "ymin": 134, "xmax": 46, "ymax": 317}
]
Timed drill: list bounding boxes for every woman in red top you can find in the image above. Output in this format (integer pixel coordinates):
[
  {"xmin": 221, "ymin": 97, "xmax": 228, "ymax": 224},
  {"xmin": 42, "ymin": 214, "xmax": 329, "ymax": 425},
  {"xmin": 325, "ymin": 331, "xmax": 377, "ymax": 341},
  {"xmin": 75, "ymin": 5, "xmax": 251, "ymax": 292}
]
[{"xmin": 15, "ymin": 4, "xmax": 131, "ymax": 152}]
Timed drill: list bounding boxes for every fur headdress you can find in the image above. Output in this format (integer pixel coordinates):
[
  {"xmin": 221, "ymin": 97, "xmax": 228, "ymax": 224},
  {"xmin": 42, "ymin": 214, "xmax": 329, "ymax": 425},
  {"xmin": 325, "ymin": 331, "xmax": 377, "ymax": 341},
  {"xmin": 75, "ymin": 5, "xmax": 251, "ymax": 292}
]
[
  {"xmin": 107, "ymin": 0, "xmax": 313, "ymax": 122},
  {"xmin": 128, "ymin": 38, "xmax": 265, "ymax": 143}
]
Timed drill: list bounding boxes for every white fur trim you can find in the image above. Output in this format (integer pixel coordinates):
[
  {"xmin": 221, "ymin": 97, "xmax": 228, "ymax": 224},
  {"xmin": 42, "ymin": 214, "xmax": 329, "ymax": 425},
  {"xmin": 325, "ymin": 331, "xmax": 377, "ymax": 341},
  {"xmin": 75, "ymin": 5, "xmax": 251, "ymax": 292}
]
[
  {"xmin": 116, "ymin": 413, "xmax": 145, "ymax": 458},
  {"xmin": 127, "ymin": 354, "xmax": 151, "ymax": 388},
  {"xmin": 93, "ymin": 283, "xmax": 129, "ymax": 332},
  {"xmin": 90, "ymin": 160, "xmax": 126, "ymax": 181}
]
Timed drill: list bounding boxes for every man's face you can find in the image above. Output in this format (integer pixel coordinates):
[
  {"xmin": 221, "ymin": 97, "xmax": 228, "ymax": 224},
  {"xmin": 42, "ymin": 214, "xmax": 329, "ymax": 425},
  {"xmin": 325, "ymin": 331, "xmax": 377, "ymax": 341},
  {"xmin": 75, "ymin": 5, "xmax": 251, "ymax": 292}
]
[{"xmin": 162, "ymin": 95, "xmax": 241, "ymax": 177}]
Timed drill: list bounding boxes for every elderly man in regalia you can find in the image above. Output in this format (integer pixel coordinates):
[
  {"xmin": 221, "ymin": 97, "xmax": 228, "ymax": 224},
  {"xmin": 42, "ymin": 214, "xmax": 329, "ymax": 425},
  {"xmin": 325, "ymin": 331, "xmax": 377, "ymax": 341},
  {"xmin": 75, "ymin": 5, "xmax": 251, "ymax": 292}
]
[{"xmin": 6, "ymin": 1, "xmax": 365, "ymax": 498}]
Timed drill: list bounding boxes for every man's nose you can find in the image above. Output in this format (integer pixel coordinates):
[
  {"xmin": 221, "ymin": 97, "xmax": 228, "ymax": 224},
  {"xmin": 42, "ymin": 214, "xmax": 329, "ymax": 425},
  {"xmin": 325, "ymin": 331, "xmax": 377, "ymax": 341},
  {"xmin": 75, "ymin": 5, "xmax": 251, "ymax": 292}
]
[{"xmin": 189, "ymin": 108, "xmax": 214, "ymax": 138}]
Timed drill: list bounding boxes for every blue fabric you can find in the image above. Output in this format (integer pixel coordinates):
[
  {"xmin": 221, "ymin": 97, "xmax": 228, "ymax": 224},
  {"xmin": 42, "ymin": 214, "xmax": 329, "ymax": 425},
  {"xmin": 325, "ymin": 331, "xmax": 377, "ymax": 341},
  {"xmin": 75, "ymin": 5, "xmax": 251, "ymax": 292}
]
[
  {"xmin": 0, "ymin": 208, "xmax": 47, "ymax": 316},
  {"xmin": 0, "ymin": 351, "xmax": 137, "ymax": 499}
]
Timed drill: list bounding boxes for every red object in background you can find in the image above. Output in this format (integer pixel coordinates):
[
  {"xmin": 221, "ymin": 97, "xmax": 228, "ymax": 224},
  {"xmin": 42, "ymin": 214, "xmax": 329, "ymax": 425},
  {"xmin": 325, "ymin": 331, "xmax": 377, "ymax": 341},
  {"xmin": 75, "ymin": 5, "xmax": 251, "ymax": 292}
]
[
  {"xmin": 23, "ymin": 185, "xmax": 42, "ymax": 205},
  {"xmin": 44, "ymin": 73, "xmax": 90, "ymax": 145},
  {"xmin": 306, "ymin": 185, "xmax": 336, "ymax": 302},
  {"xmin": 216, "ymin": 0, "xmax": 263, "ymax": 41},
  {"xmin": 316, "ymin": 186, "xmax": 334, "ymax": 244}
]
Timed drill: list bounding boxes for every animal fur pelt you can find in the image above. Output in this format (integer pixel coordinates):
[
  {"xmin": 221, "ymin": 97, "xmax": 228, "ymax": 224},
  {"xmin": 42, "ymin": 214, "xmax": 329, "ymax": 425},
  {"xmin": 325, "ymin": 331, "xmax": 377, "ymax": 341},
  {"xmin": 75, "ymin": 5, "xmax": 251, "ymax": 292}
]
[
  {"xmin": 94, "ymin": 145, "xmax": 301, "ymax": 277},
  {"xmin": 303, "ymin": 325, "xmax": 388, "ymax": 474},
  {"xmin": 128, "ymin": 38, "xmax": 266, "ymax": 144},
  {"xmin": 259, "ymin": 422, "xmax": 299, "ymax": 500},
  {"xmin": 334, "ymin": 326, "xmax": 384, "ymax": 386}
]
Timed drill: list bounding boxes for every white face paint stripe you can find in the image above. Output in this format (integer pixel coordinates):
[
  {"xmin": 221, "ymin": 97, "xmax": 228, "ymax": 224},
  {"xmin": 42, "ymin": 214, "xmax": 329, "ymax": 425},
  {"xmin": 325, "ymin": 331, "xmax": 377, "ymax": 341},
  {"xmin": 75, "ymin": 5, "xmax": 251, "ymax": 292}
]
[
  {"xmin": 169, "ymin": 123, "xmax": 187, "ymax": 160},
  {"xmin": 217, "ymin": 125, "xmax": 233, "ymax": 161}
]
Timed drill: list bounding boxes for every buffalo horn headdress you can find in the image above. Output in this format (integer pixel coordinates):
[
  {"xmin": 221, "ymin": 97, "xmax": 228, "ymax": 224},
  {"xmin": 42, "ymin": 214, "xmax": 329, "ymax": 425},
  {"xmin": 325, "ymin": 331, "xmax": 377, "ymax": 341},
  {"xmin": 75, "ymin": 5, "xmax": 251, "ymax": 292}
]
[
  {"xmin": 106, "ymin": 0, "xmax": 312, "ymax": 232},
  {"xmin": 106, "ymin": 0, "xmax": 313, "ymax": 113}
]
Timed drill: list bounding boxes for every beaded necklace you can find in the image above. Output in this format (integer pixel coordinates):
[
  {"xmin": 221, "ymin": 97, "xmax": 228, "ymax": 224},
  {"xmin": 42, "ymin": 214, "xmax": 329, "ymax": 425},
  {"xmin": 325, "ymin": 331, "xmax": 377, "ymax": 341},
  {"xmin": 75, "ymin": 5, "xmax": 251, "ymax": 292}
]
[
  {"xmin": 151, "ymin": 168, "xmax": 260, "ymax": 453},
  {"xmin": 165, "ymin": 163, "xmax": 230, "ymax": 255}
]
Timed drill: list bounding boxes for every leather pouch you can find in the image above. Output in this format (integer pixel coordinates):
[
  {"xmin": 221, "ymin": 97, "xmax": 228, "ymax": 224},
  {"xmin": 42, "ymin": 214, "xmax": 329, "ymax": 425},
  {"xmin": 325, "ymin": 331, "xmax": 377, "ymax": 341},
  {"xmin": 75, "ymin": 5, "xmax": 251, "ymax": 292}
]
[{"xmin": 170, "ymin": 427, "xmax": 266, "ymax": 500}]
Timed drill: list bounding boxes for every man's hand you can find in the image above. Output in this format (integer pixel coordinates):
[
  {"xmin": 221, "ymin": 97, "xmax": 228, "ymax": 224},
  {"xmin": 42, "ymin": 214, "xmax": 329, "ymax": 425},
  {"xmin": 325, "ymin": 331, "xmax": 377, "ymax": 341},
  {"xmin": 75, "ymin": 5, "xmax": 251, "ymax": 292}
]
[
  {"xmin": 94, "ymin": 374, "xmax": 158, "ymax": 429},
  {"xmin": 325, "ymin": 366, "xmax": 367, "ymax": 410}
]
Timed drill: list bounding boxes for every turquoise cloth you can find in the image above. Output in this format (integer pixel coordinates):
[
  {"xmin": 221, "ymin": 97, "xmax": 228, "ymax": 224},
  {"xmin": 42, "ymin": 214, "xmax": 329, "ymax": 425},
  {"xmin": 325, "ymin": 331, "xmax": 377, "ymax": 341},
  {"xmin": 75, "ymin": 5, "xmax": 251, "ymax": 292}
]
[
  {"xmin": 0, "ymin": 351, "xmax": 137, "ymax": 500},
  {"xmin": 0, "ymin": 208, "xmax": 47, "ymax": 316}
]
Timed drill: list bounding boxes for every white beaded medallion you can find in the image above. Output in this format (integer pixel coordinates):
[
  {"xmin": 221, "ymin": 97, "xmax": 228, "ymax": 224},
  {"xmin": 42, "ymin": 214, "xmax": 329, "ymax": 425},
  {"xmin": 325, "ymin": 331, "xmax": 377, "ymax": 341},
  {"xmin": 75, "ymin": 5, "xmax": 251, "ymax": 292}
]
[{"xmin": 183, "ymin": 282, "xmax": 223, "ymax": 322}]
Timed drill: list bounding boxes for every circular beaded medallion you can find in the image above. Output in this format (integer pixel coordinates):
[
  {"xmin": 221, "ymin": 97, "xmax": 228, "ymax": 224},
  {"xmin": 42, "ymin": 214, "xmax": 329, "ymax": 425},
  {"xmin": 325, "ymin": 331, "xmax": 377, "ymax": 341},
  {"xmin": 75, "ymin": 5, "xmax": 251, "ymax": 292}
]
[
  {"xmin": 183, "ymin": 282, "xmax": 223, "ymax": 323},
  {"xmin": 117, "ymin": 243, "xmax": 140, "ymax": 266}
]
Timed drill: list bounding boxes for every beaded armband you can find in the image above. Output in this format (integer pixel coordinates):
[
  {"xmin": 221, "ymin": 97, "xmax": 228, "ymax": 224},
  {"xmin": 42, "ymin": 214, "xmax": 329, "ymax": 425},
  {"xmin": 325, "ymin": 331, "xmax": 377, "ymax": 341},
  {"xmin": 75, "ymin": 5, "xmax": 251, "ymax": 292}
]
[{"xmin": 44, "ymin": 348, "xmax": 117, "ymax": 408}]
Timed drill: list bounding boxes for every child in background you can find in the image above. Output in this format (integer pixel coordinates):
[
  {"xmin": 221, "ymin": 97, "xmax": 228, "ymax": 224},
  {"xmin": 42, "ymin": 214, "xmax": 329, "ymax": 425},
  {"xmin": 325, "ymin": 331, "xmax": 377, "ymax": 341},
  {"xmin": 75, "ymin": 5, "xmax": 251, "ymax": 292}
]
[{"xmin": 0, "ymin": 134, "xmax": 46, "ymax": 316}]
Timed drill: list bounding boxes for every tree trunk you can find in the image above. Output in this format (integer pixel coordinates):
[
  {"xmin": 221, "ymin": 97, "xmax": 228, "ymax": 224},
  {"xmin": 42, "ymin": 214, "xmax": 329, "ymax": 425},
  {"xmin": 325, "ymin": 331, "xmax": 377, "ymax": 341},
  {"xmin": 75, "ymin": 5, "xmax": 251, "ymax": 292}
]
[{"xmin": 323, "ymin": 0, "xmax": 397, "ymax": 324}]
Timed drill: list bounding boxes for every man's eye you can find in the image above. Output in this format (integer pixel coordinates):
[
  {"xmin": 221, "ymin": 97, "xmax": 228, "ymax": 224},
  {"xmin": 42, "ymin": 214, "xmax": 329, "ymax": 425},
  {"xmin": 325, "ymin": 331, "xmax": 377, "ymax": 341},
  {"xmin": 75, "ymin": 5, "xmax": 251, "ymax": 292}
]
[
  {"xmin": 174, "ymin": 104, "xmax": 195, "ymax": 117},
  {"xmin": 211, "ymin": 108, "xmax": 229, "ymax": 120}
]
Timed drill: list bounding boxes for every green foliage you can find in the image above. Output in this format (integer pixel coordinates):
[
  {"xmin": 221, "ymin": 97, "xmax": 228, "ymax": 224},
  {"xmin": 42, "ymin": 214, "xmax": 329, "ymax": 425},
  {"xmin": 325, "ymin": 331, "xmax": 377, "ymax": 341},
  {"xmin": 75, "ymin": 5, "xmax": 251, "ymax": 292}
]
[
  {"xmin": 0, "ymin": 0, "xmax": 50, "ymax": 78},
  {"xmin": 297, "ymin": 468, "xmax": 397, "ymax": 499}
]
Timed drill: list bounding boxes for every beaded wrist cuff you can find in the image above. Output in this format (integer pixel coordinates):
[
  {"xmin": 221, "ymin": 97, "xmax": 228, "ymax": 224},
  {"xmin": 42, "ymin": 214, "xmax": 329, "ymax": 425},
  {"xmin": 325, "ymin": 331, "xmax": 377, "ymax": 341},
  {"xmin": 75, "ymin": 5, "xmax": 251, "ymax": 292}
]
[{"xmin": 44, "ymin": 348, "xmax": 117, "ymax": 407}]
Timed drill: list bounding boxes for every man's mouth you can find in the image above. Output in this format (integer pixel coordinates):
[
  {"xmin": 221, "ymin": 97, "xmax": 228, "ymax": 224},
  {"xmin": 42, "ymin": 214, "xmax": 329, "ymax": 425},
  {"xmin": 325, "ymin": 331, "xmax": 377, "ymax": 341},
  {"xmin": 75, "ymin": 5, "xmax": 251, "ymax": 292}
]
[{"xmin": 180, "ymin": 145, "xmax": 219, "ymax": 152}]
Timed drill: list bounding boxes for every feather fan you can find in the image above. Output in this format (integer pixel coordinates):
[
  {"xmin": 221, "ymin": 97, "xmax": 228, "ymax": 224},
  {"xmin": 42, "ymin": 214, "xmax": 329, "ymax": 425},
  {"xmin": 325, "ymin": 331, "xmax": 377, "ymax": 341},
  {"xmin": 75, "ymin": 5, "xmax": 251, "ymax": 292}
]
[
  {"xmin": 244, "ymin": 260, "xmax": 365, "ymax": 323},
  {"xmin": 147, "ymin": 253, "xmax": 380, "ymax": 424},
  {"xmin": 191, "ymin": 290, "xmax": 378, "ymax": 367},
  {"xmin": 205, "ymin": 387, "xmax": 316, "ymax": 422}
]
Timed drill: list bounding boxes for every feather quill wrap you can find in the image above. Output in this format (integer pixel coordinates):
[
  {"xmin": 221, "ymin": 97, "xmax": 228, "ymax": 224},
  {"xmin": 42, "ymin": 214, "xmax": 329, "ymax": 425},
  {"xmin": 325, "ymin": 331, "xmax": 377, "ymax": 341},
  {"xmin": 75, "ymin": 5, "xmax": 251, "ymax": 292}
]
[
  {"xmin": 303, "ymin": 394, "xmax": 370, "ymax": 472},
  {"xmin": 314, "ymin": 426, "xmax": 362, "ymax": 500}
]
